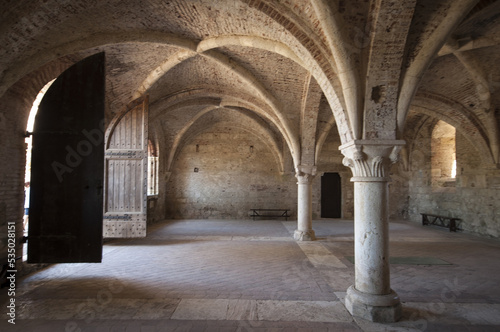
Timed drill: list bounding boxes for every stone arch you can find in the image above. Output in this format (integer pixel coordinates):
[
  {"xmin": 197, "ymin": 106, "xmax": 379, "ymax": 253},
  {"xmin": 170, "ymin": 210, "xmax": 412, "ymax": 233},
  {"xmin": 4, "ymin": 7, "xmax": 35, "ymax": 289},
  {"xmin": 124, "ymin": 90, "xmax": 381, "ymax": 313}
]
[
  {"xmin": 149, "ymin": 88, "xmax": 291, "ymax": 171},
  {"xmin": 2, "ymin": 30, "xmax": 353, "ymax": 157},
  {"xmin": 133, "ymin": 42, "xmax": 314, "ymax": 168},
  {"xmin": 132, "ymin": 40, "xmax": 354, "ymax": 164},
  {"xmin": 396, "ymin": 0, "xmax": 479, "ymax": 137},
  {"xmin": 173, "ymin": 114, "xmax": 285, "ymax": 176},
  {"xmin": 314, "ymin": 117, "xmax": 337, "ymax": 165},
  {"xmin": 0, "ymin": 30, "xmax": 197, "ymax": 99},
  {"xmin": 310, "ymin": 0, "xmax": 362, "ymax": 140},
  {"xmin": 135, "ymin": 46, "xmax": 301, "ymax": 166},
  {"xmin": 134, "ymin": 35, "xmax": 305, "ymax": 98},
  {"xmin": 193, "ymin": 32, "xmax": 352, "ymax": 144},
  {"xmin": 0, "ymin": 0, "xmax": 358, "ymax": 156},
  {"xmin": 2, "ymin": 56, "xmax": 79, "ymax": 132},
  {"xmin": 411, "ymin": 93, "xmax": 495, "ymax": 165},
  {"xmin": 132, "ymin": 39, "xmax": 301, "ymax": 164},
  {"xmin": 1, "ymin": 28, "xmax": 351, "ymax": 145},
  {"xmin": 239, "ymin": 0, "xmax": 352, "ymax": 138},
  {"xmin": 164, "ymin": 105, "xmax": 285, "ymax": 174}
]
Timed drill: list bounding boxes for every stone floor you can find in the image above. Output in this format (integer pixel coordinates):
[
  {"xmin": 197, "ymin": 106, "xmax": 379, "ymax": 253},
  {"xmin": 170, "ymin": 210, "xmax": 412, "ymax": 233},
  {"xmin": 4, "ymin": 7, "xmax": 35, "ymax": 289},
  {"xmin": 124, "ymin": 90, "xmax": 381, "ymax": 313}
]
[{"xmin": 2, "ymin": 219, "xmax": 500, "ymax": 331}]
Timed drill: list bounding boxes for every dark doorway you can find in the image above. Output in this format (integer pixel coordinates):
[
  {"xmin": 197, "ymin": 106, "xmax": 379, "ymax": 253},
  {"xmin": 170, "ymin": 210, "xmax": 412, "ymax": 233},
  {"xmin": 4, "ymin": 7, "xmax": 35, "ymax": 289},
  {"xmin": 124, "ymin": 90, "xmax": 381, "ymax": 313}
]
[
  {"xmin": 321, "ymin": 172, "xmax": 342, "ymax": 218},
  {"xmin": 28, "ymin": 52, "xmax": 105, "ymax": 263}
]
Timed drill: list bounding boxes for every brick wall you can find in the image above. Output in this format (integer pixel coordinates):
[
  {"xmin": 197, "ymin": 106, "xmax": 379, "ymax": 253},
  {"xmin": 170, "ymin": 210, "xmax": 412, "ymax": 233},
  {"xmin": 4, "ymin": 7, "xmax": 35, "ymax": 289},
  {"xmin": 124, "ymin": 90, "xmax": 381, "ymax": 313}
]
[{"xmin": 0, "ymin": 86, "xmax": 32, "ymax": 272}]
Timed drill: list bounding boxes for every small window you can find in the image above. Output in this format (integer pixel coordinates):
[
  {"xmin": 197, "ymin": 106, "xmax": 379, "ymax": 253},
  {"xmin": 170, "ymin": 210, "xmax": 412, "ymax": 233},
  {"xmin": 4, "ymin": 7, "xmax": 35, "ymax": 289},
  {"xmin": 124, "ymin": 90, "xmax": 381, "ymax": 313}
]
[
  {"xmin": 147, "ymin": 139, "xmax": 159, "ymax": 196},
  {"xmin": 431, "ymin": 120, "xmax": 456, "ymax": 190}
]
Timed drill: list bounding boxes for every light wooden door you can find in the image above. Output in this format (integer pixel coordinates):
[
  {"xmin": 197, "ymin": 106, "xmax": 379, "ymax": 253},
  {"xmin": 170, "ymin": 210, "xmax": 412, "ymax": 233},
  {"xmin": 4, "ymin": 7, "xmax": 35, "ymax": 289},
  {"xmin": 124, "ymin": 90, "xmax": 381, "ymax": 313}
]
[{"xmin": 103, "ymin": 96, "xmax": 148, "ymax": 238}]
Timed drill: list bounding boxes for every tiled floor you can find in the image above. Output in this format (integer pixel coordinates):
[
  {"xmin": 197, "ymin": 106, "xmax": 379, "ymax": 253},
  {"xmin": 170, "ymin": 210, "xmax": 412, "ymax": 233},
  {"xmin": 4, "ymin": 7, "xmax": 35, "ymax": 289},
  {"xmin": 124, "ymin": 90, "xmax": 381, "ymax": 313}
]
[{"xmin": 2, "ymin": 219, "xmax": 500, "ymax": 331}]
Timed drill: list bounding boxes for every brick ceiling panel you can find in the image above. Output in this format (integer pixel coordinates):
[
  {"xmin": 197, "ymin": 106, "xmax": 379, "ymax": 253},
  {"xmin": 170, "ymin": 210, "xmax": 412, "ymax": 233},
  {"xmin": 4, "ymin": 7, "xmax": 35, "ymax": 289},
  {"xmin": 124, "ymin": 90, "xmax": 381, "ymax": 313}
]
[
  {"xmin": 147, "ymin": 55, "xmax": 251, "ymax": 103},
  {"xmin": 215, "ymin": 45, "xmax": 308, "ymax": 114},
  {"xmin": 421, "ymin": 55, "xmax": 481, "ymax": 110}
]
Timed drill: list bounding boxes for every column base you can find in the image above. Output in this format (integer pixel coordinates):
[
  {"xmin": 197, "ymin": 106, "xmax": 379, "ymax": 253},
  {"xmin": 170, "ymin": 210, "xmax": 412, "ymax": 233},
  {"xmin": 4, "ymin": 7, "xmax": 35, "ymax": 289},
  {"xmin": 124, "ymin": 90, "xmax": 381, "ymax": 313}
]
[
  {"xmin": 345, "ymin": 285, "xmax": 402, "ymax": 323},
  {"xmin": 293, "ymin": 229, "xmax": 316, "ymax": 241}
]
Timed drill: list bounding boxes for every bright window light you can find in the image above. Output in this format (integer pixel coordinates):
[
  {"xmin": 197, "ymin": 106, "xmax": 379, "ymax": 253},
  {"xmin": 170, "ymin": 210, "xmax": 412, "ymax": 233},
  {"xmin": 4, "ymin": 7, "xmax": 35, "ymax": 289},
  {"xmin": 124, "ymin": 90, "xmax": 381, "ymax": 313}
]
[{"xmin": 451, "ymin": 159, "xmax": 457, "ymax": 178}]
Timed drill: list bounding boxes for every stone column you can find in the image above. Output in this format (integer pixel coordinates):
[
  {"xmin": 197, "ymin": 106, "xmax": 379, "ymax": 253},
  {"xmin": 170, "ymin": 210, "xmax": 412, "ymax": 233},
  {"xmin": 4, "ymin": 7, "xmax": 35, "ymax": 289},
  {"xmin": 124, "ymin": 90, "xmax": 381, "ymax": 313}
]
[
  {"xmin": 294, "ymin": 165, "xmax": 316, "ymax": 241},
  {"xmin": 340, "ymin": 139, "xmax": 405, "ymax": 323}
]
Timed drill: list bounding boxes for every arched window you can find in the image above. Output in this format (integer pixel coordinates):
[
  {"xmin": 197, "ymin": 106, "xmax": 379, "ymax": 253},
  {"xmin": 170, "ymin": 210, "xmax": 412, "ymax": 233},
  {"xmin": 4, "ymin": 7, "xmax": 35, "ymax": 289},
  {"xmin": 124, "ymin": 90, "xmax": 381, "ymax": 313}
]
[
  {"xmin": 431, "ymin": 120, "xmax": 456, "ymax": 190},
  {"xmin": 147, "ymin": 139, "xmax": 159, "ymax": 196},
  {"xmin": 23, "ymin": 80, "xmax": 54, "ymax": 260}
]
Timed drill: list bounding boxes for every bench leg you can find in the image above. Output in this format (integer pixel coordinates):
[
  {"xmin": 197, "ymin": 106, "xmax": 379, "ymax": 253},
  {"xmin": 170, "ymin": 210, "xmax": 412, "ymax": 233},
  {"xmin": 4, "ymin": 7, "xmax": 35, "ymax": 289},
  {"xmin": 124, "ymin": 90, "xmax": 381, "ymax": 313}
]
[
  {"xmin": 450, "ymin": 219, "xmax": 457, "ymax": 232},
  {"xmin": 422, "ymin": 215, "xmax": 429, "ymax": 226}
]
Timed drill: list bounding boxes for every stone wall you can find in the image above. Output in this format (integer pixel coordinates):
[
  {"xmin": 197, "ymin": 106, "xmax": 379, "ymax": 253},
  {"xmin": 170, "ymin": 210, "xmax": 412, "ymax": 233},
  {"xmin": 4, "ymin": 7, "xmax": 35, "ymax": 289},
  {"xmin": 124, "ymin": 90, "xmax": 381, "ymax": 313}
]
[
  {"xmin": 402, "ymin": 127, "xmax": 500, "ymax": 238},
  {"xmin": 163, "ymin": 124, "xmax": 355, "ymax": 221},
  {"xmin": 165, "ymin": 125, "xmax": 298, "ymax": 220},
  {"xmin": 388, "ymin": 163, "xmax": 411, "ymax": 220}
]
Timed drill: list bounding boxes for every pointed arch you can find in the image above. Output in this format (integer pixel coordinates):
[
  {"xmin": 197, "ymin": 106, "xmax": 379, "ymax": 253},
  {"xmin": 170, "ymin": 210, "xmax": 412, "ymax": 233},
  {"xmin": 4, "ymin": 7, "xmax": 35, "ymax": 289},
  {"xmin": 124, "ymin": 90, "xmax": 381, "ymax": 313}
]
[
  {"xmin": 411, "ymin": 92, "xmax": 495, "ymax": 165},
  {"xmin": 166, "ymin": 107, "xmax": 285, "ymax": 174}
]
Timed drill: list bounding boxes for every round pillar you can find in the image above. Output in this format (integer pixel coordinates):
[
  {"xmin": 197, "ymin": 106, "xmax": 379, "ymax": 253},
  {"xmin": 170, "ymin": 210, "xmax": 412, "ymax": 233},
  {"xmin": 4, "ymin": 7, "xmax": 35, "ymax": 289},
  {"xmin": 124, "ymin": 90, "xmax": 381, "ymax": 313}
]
[
  {"xmin": 340, "ymin": 140, "xmax": 404, "ymax": 323},
  {"xmin": 294, "ymin": 165, "xmax": 316, "ymax": 241},
  {"xmin": 353, "ymin": 178, "xmax": 390, "ymax": 295}
]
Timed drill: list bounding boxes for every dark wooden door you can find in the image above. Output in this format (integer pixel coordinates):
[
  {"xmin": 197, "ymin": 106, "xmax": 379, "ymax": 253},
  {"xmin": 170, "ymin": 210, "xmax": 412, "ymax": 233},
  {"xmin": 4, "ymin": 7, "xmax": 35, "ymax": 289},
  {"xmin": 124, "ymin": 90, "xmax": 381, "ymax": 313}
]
[
  {"xmin": 321, "ymin": 173, "xmax": 342, "ymax": 218},
  {"xmin": 28, "ymin": 52, "xmax": 105, "ymax": 263}
]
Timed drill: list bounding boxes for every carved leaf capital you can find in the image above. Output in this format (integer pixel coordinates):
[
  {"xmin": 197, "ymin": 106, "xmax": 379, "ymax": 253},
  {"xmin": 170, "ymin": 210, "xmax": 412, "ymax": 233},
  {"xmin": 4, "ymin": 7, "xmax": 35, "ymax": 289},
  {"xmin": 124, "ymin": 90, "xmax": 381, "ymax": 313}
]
[
  {"xmin": 295, "ymin": 164, "xmax": 317, "ymax": 184},
  {"xmin": 339, "ymin": 140, "xmax": 405, "ymax": 179}
]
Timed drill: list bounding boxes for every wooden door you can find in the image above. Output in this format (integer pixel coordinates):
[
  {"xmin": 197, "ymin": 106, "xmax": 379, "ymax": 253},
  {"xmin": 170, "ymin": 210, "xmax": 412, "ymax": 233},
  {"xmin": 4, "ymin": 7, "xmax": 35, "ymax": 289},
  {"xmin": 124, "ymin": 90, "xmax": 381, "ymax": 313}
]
[
  {"xmin": 103, "ymin": 96, "xmax": 148, "ymax": 238},
  {"xmin": 321, "ymin": 173, "xmax": 342, "ymax": 218},
  {"xmin": 28, "ymin": 52, "xmax": 105, "ymax": 263}
]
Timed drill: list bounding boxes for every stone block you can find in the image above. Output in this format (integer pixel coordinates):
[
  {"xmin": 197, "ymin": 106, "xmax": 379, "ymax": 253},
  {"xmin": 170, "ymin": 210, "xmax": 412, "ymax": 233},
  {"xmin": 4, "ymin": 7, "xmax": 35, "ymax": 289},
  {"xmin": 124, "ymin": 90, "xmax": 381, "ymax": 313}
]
[{"xmin": 345, "ymin": 286, "xmax": 402, "ymax": 323}]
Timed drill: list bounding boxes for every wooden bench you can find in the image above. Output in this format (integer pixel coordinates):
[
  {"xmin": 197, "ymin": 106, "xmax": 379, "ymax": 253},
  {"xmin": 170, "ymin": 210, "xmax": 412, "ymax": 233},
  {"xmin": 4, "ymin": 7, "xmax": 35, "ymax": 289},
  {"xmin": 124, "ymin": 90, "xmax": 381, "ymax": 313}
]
[
  {"xmin": 421, "ymin": 213, "xmax": 461, "ymax": 232},
  {"xmin": 250, "ymin": 209, "xmax": 290, "ymax": 221}
]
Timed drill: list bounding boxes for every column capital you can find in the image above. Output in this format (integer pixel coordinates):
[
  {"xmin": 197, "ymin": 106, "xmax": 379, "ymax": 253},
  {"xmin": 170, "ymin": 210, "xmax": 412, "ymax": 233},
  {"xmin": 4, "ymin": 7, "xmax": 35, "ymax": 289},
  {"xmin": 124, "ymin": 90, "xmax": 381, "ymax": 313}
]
[
  {"xmin": 339, "ymin": 140, "xmax": 405, "ymax": 181},
  {"xmin": 295, "ymin": 164, "xmax": 317, "ymax": 184}
]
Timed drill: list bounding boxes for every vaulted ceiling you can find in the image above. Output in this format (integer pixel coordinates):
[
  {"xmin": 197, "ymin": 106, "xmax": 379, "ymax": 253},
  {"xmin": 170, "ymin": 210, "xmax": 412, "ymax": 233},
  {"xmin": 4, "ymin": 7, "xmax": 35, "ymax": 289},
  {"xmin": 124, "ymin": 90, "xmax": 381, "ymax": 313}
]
[{"xmin": 1, "ymin": 0, "xmax": 500, "ymax": 169}]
